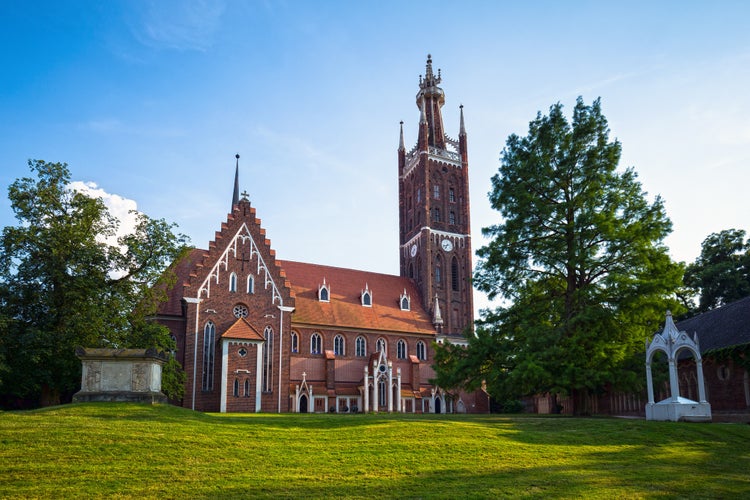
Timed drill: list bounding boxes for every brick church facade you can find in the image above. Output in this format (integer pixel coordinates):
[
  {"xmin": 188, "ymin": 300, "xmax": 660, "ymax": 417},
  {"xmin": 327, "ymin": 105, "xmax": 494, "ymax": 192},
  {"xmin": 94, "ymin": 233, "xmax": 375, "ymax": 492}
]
[{"xmin": 157, "ymin": 56, "xmax": 489, "ymax": 413}]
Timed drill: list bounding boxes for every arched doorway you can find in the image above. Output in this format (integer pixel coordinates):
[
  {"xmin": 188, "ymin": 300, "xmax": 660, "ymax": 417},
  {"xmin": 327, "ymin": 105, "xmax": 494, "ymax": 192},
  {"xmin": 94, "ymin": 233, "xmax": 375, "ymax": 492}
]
[
  {"xmin": 299, "ymin": 394, "xmax": 308, "ymax": 413},
  {"xmin": 435, "ymin": 396, "xmax": 442, "ymax": 414}
]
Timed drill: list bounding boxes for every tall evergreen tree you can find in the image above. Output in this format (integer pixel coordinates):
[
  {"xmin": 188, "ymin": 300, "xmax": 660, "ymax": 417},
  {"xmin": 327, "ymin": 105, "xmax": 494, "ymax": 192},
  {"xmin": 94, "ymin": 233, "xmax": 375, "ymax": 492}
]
[
  {"xmin": 467, "ymin": 98, "xmax": 682, "ymax": 413},
  {"xmin": 0, "ymin": 160, "xmax": 188, "ymax": 407}
]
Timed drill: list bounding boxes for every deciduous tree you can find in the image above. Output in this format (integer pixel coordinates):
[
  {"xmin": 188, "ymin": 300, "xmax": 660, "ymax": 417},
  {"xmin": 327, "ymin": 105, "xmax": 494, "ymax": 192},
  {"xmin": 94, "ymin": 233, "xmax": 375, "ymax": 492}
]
[
  {"xmin": 684, "ymin": 228, "xmax": 750, "ymax": 313},
  {"xmin": 0, "ymin": 160, "xmax": 188, "ymax": 407}
]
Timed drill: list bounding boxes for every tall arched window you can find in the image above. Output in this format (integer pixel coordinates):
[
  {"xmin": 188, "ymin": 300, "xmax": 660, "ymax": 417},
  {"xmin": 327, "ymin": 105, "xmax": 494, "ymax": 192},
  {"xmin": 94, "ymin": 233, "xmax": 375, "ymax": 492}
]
[
  {"xmin": 416, "ymin": 340, "xmax": 426, "ymax": 361},
  {"xmin": 233, "ymin": 379, "xmax": 240, "ymax": 397},
  {"xmin": 376, "ymin": 338, "xmax": 386, "ymax": 354},
  {"xmin": 451, "ymin": 257, "xmax": 459, "ymax": 292},
  {"xmin": 435, "ymin": 259, "xmax": 442, "ymax": 285},
  {"xmin": 290, "ymin": 332, "xmax": 298, "ymax": 353},
  {"xmin": 311, "ymin": 333, "xmax": 322, "ymax": 355},
  {"xmin": 397, "ymin": 339, "xmax": 407, "ymax": 359},
  {"xmin": 355, "ymin": 336, "xmax": 366, "ymax": 357},
  {"xmin": 334, "ymin": 335, "xmax": 345, "ymax": 356},
  {"xmin": 247, "ymin": 275, "xmax": 254, "ymax": 294},
  {"xmin": 244, "ymin": 379, "xmax": 250, "ymax": 397},
  {"xmin": 202, "ymin": 322, "xmax": 216, "ymax": 391},
  {"xmin": 229, "ymin": 272, "xmax": 237, "ymax": 292},
  {"xmin": 262, "ymin": 326, "xmax": 273, "ymax": 392}
]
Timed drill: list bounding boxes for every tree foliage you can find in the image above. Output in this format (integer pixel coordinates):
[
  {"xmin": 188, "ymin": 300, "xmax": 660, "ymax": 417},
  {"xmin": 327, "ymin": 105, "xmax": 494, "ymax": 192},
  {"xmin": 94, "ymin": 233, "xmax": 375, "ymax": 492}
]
[
  {"xmin": 448, "ymin": 98, "xmax": 683, "ymax": 413},
  {"xmin": 0, "ymin": 160, "xmax": 189, "ymax": 406},
  {"xmin": 683, "ymin": 228, "xmax": 750, "ymax": 314}
]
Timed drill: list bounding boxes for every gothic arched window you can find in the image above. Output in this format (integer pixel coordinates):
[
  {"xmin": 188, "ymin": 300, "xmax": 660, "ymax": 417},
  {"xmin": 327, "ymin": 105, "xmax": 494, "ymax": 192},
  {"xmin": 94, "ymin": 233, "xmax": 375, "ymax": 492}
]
[
  {"xmin": 311, "ymin": 332, "xmax": 322, "ymax": 355},
  {"xmin": 397, "ymin": 339, "xmax": 407, "ymax": 359},
  {"xmin": 290, "ymin": 332, "xmax": 298, "ymax": 353},
  {"xmin": 451, "ymin": 257, "xmax": 459, "ymax": 292},
  {"xmin": 201, "ymin": 322, "xmax": 216, "ymax": 391},
  {"xmin": 376, "ymin": 337, "xmax": 386, "ymax": 354},
  {"xmin": 416, "ymin": 341, "xmax": 426, "ymax": 361},
  {"xmin": 262, "ymin": 326, "xmax": 273, "ymax": 392},
  {"xmin": 356, "ymin": 336, "xmax": 366, "ymax": 357},
  {"xmin": 247, "ymin": 275, "xmax": 254, "ymax": 294},
  {"xmin": 334, "ymin": 335, "xmax": 345, "ymax": 356},
  {"xmin": 229, "ymin": 272, "xmax": 238, "ymax": 292}
]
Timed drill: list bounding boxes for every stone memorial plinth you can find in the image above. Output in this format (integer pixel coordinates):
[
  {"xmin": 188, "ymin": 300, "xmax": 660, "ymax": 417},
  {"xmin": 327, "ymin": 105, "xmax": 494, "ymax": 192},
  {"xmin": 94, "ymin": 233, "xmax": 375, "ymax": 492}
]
[{"xmin": 72, "ymin": 347, "xmax": 168, "ymax": 404}]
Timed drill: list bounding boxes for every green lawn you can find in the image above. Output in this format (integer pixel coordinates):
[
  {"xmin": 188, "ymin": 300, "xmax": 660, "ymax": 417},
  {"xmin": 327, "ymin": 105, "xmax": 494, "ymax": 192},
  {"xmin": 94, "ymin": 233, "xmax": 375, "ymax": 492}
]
[{"xmin": 1, "ymin": 404, "xmax": 748, "ymax": 499}]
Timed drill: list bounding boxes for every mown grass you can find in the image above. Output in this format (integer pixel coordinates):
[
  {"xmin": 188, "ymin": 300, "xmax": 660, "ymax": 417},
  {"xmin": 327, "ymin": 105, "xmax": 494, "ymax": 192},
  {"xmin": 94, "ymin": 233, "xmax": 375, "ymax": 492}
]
[{"xmin": 1, "ymin": 404, "xmax": 749, "ymax": 499}]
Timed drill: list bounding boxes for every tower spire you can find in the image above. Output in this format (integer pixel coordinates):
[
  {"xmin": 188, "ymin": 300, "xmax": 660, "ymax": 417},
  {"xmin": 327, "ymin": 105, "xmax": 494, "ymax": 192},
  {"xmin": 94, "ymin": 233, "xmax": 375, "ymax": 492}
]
[
  {"xmin": 232, "ymin": 153, "xmax": 240, "ymax": 208},
  {"xmin": 399, "ymin": 121, "xmax": 405, "ymax": 151},
  {"xmin": 415, "ymin": 54, "xmax": 446, "ymax": 150}
]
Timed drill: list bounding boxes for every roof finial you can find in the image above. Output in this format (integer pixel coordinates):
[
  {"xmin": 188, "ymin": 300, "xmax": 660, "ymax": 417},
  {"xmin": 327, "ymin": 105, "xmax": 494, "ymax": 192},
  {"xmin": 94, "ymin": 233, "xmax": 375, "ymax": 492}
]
[
  {"xmin": 459, "ymin": 104, "xmax": 466, "ymax": 136},
  {"xmin": 433, "ymin": 293, "xmax": 443, "ymax": 327},
  {"xmin": 398, "ymin": 120, "xmax": 405, "ymax": 151},
  {"xmin": 232, "ymin": 153, "xmax": 240, "ymax": 208}
]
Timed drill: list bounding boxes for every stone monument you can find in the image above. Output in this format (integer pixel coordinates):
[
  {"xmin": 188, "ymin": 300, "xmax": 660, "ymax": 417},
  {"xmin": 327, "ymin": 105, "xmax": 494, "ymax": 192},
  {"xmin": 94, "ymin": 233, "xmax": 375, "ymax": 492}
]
[{"xmin": 72, "ymin": 347, "xmax": 168, "ymax": 404}]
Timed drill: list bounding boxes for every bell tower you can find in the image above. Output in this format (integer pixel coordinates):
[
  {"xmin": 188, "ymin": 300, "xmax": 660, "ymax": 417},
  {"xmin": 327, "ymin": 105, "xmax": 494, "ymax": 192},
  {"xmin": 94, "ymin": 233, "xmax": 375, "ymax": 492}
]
[{"xmin": 398, "ymin": 55, "xmax": 474, "ymax": 338}]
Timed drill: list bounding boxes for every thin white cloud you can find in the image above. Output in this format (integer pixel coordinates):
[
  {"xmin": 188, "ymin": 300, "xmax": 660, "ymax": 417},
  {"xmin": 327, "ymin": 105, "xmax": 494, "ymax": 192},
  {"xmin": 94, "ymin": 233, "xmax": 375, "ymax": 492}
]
[{"xmin": 132, "ymin": 0, "xmax": 226, "ymax": 52}]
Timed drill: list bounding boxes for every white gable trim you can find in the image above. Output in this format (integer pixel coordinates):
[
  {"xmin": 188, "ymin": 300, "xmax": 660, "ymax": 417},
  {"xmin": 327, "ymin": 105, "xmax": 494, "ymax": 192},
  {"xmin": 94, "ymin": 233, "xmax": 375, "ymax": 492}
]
[{"xmin": 197, "ymin": 223, "xmax": 283, "ymax": 305}]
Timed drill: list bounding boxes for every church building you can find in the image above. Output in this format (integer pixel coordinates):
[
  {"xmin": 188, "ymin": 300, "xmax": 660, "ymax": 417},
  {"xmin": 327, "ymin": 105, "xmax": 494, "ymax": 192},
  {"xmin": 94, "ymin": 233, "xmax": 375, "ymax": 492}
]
[{"xmin": 158, "ymin": 56, "xmax": 488, "ymax": 414}]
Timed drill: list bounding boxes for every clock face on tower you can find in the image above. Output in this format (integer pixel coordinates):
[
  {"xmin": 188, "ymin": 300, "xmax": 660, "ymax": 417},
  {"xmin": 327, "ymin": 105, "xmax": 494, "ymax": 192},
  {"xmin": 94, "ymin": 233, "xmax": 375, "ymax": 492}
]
[{"xmin": 441, "ymin": 239, "xmax": 453, "ymax": 252}]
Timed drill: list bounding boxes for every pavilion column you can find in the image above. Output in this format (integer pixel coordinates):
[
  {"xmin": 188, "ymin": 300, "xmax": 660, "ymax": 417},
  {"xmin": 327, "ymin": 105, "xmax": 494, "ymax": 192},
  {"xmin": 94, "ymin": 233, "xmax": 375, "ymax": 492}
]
[
  {"xmin": 696, "ymin": 358, "xmax": 708, "ymax": 403},
  {"xmin": 645, "ymin": 361, "xmax": 655, "ymax": 404},
  {"xmin": 668, "ymin": 358, "xmax": 680, "ymax": 402}
]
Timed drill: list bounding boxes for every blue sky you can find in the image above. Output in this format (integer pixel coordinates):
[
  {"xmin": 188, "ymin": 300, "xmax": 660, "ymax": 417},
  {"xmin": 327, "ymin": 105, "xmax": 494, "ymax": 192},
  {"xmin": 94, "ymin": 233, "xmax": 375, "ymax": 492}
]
[{"xmin": 2, "ymin": 1, "xmax": 749, "ymax": 312}]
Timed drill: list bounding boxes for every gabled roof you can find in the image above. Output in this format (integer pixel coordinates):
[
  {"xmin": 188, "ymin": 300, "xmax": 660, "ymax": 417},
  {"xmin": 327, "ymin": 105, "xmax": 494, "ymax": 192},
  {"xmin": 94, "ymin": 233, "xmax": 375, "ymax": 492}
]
[
  {"xmin": 278, "ymin": 260, "xmax": 435, "ymax": 335},
  {"xmin": 159, "ymin": 248, "xmax": 206, "ymax": 316},
  {"xmin": 222, "ymin": 317, "xmax": 264, "ymax": 341},
  {"xmin": 675, "ymin": 296, "xmax": 750, "ymax": 353}
]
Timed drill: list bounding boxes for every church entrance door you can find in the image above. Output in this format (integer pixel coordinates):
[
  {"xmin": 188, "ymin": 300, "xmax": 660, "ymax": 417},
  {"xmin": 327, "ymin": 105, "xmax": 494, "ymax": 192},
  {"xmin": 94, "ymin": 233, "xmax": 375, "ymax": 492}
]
[
  {"xmin": 299, "ymin": 395, "xmax": 308, "ymax": 413},
  {"xmin": 435, "ymin": 397, "xmax": 442, "ymax": 414}
]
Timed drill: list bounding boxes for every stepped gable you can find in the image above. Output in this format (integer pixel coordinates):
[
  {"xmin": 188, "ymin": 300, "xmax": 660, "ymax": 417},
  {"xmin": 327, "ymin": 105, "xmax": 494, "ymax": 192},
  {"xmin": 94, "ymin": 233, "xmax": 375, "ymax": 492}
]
[
  {"xmin": 279, "ymin": 260, "xmax": 435, "ymax": 335},
  {"xmin": 182, "ymin": 199, "xmax": 292, "ymax": 302},
  {"xmin": 675, "ymin": 296, "xmax": 750, "ymax": 353},
  {"xmin": 159, "ymin": 248, "xmax": 206, "ymax": 316}
]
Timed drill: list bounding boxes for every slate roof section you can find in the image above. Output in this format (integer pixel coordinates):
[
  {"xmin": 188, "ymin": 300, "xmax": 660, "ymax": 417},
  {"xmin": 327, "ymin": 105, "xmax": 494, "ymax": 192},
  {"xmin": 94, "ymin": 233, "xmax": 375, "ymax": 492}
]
[
  {"xmin": 278, "ymin": 260, "xmax": 436, "ymax": 335},
  {"xmin": 675, "ymin": 296, "xmax": 750, "ymax": 353}
]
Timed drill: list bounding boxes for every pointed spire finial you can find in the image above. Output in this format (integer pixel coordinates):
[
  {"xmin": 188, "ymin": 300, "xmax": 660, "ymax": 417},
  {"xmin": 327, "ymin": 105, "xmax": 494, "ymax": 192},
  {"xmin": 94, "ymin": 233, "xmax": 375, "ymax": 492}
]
[
  {"xmin": 459, "ymin": 104, "xmax": 466, "ymax": 136},
  {"xmin": 433, "ymin": 293, "xmax": 443, "ymax": 326},
  {"xmin": 398, "ymin": 120, "xmax": 405, "ymax": 151},
  {"xmin": 232, "ymin": 154, "xmax": 240, "ymax": 208}
]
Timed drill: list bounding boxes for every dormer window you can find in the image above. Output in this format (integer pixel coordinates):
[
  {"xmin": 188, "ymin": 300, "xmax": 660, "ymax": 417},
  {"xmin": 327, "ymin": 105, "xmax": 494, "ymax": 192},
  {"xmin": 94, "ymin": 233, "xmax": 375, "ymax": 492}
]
[
  {"xmin": 361, "ymin": 284, "xmax": 372, "ymax": 307},
  {"xmin": 400, "ymin": 289, "xmax": 410, "ymax": 311},
  {"xmin": 318, "ymin": 278, "xmax": 330, "ymax": 302}
]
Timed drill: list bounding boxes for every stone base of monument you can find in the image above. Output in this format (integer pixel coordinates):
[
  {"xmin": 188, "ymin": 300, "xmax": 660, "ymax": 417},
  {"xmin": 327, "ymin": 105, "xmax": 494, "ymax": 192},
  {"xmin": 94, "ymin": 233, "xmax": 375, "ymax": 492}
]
[
  {"xmin": 72, "ymin": 348, "xmax": 168, "ymax": 405},
  {"xmin": 646, "ymin": 397, "xmax": 712, "ymax": 422}
]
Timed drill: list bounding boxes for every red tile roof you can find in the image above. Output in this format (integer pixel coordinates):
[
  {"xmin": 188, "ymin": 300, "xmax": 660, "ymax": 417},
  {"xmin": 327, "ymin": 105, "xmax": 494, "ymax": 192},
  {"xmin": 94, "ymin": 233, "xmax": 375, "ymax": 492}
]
[
  {"xmin": 222, "ymin": 318, "xmax": 264, "ymax": 341},
  {"xmin": 159, "ymin": 248, "xmax": 206, "ymax": 316},
  {"xmin": 278, "ymin": 260, "xmax": 435, "ymax": 335}
]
